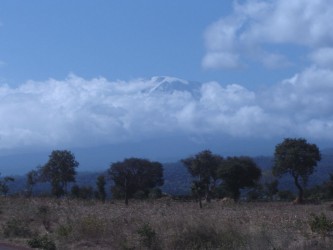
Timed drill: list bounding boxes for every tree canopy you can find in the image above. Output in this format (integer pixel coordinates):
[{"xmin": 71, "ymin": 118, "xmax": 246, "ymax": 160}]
[
  {"xmin": 109, "ymin": 158, "xmax": 164, "ymax": 205},
  {"xmin": 39, "ymin": 150, "xmax": 79, "ymax": 197},
  {"xmin": 182, "ymin": 150, "xmax": 223, "ymax": 203},
  {"xmin": 273, "ymin": 138, "xmax": 321, "ymax": 202},
  {"xmin": 218, "ymin": 156, "xmax": 261, "ymax": 201}
]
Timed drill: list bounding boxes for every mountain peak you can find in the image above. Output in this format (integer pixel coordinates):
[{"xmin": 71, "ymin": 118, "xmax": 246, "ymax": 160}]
[{"xmin": 148, "ymin": 76, "xmax": 200, "ymax": 94}]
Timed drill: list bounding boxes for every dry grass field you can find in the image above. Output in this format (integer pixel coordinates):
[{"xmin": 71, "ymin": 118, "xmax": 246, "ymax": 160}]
[{"xmin": 1, "ymin": 197, "xmax": 333, "ymax": 249}]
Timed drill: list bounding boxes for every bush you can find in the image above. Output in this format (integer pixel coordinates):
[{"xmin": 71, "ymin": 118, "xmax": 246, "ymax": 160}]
[
  {"xmin": 133, "ymin": 190, "xmax": 147, "ymax": 199},
  {"xmin": 171, "ymin": 223, "xmax": 245, "ymax": 249},
  {"xmin": 277, "ymin": 190, "xmax": 295, "ymax": 201},
  {"xmin": 27, "ymin": 234, "xmax": 56, "ymax": 250},
  {"xmin": 149, "ymin": 188, "xmax": 162, "ymax": 199},
  {"xmin": 75, "ymin": 215, "xmax": 107, "ymax": 240},
  {"xmin": 309, "ymin": 213, "xmax": 333, "ymax": 237},
  {"xmin": 2, "ymin": 218, "xmax": 32, "ymax": 238},
  {"xmin": 137, "ymin": 223, "xmax": 157, "ymax": 249},
  {"xmin": 37, "ymin": 205, "xmax": 52, "ymax": 231},
  {"xmin": 56, "ymin": 224, "xmax": 73, "ymax": 238}
]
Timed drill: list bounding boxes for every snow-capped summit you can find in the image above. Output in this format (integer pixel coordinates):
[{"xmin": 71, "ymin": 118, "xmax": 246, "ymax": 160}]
[{"xmin": 147, "ymin": 76, "xmax": 201, "ymax": 94}]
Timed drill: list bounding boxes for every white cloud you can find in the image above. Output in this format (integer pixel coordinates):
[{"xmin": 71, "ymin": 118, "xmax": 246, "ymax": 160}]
[
  {"xmin": 310, "ymin": 47, "xmax": 333, "ymax": 67},
  {"xmin": 203, "ymin": 0, "xmax": 333, "ymax": 69},
  {"xmin": 1, "ymin": 68, "xmax": 333, "ymax": 150}
]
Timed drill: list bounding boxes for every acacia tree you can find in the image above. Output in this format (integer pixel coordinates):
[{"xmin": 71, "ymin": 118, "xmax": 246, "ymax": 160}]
[
  {"xmin": 39, "ymin": 150, "xmax": 79, "ymax": 197},
  {"xmin": 109, "ymin": 158, "xmax": 164, "ymax": 205},
  {"xmin": 182, "ymin": 150, "xmax": 223, "ymax": 203},
  {"xmin": 218, "ymin": 156, "xmax": 261, "ymax": 201},
  {"xmin": 273, "ymin": 138, "xmax": 321, "ymax": 203}
]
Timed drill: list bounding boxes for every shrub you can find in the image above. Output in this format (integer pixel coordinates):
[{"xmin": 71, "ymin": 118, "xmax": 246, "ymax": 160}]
[
  {"xmin": 277, "ymin": 190, "xmax": 295, "ymax": 201},
  {"xmin": 309, "ymin": 213, "xmax": 333, "ymax": 237},
  {"xmin": 75, "ymin": 215, "xmax": 107, "ymax": 240},
  {"xmin": 27, "ymin": 234, "xmax": 56, "ymax": 250},
  {"xmin": 149, "ymin": 188, "xmax": 162, "ymax": 199},
  {"xmin": 171, "ymin": 223, "xmax": 245, "ymax": 249},
  {"xmin": 56, "ymin": 224, "xmax": 73, "ymax": 238},
  {"xmin": 37, "ymin": 205, "xmax": 52, "ymax": 231},
  {"xmin": 133, "ymin": 190, "xmax": 147, "ymax": 199},
  {"xmin": 137, "ymin": 223, "xmax": 157, "ymax": 249},
  {"xmin": 2, "ymin": 218, "xmax": 32, "ymax": 238}
]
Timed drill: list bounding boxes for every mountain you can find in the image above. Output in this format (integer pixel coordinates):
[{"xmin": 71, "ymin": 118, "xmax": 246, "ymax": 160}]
[{"xmin": 147, "ymin": 76, "xmax": 201, "ymax": 94}]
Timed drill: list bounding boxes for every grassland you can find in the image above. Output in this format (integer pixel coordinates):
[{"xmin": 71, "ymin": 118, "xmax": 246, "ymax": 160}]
[{"xmin": 1, "ymin": 197, "xmax": 333, "ymax": 249}]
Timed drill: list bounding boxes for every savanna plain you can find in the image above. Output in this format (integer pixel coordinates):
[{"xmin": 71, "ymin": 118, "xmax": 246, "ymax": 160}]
[{"xmin": 1, "ymin": 197, "xmax": 333, "ymax": 250}]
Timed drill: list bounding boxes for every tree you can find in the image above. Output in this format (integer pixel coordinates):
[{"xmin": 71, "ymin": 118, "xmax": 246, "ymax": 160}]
[
  {"xmin": 96, "ymin": 174, "xmax": 106, "ymax": 202},
  {"xmin": 26, "ymin": 169, "xmax": 39, "ymax": 197},
  {"xmin": 273, "ymin": 138, "xmax": 321, "ymax": 203},
  {"xmin": 218, "ymin": 156, "xmax": 261, "ymax": 201},
  {"xmin": 39, "ymin": 150, "xmax": 79, "ymax": 197},
  {"xmin": 0, "ymin": 173, "xmax": 14, "ymax": 196},
  {"xmin": 182, "ymin": 150, "xmax": 223, "ymax": 203},
  {"xmin": 109, "ymin": 158, "xmax": 164, "ymax": 205}
]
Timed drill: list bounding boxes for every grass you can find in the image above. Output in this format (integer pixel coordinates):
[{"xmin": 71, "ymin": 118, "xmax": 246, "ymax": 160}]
[{"xmin": 1, "ymin": 197, "xmax": 333, "ymax": 249}]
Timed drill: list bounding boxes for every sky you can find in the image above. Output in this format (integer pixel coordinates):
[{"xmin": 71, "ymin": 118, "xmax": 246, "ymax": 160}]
[{"xmin": 1, "ymin": 0, "xmax": 333, "ymax": 163}]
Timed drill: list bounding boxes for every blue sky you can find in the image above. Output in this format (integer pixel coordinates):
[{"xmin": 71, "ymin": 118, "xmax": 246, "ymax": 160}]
[{"xmin": 1, "ymin": 0, "xmax": 333, "ymax": 160}]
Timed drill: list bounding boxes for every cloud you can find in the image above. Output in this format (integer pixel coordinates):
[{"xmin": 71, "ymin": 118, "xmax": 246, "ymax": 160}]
[
  {"xmin": 1, "ymin": 69, "xmax": 333, "ymax": 150},
  {"xmin": 310, "ymin": 47, "xmax": 333, "ymax": 67},
  {"xmin": 203, "ymin": 0, "xmax": 333, "ymax": 69}
]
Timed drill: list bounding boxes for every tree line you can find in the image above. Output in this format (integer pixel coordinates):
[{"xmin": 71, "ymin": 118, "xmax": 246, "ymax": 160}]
[{"xmin": 0, "ymin": 138, "xmax": 325, "ymax": 206}]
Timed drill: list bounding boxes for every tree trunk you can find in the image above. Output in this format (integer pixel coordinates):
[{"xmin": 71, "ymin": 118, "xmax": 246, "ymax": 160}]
[{"xmin": 293, "ymin": 174, "xmax": 303, "ymax": 203}]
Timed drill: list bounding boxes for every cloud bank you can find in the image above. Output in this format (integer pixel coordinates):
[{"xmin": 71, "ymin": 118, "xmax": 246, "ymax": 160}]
[
  {"xmin": 1, "ymin": 69, "xmax": 333, "ymax": 150},
  {"xmin": 203, "ymin": 0, "xmax": 333, "ymax": 69}
]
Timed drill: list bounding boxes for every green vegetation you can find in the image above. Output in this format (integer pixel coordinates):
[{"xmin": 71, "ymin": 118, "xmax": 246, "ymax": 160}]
[
  {"xmin": 39, "ymin": 150, "xmax": 79, "ymax": 197},
  {"xmin": 109, "ymin": 158, "xmax": 164, "ymax": 205},
  {"xmin": 273, "ymin": 138, "xmax": 321, "ymax": 203},
  {"xmin": 1, "ymin": 197, "xmax": 333, "ymax": 249},
  {"xmin": 218, "ymin": 156, "xmax": 262, "ymax": 201},
  {"xmin": 309, "ymin": 213, "xmax": 333, "ymax": 237}
]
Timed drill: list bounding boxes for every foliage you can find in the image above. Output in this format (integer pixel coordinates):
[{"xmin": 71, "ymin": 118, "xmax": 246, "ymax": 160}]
[
  {"xmin": 27, "ymin": 234, "xmax": 56, "ymax": 250},
  {"xmin": 218, "ymin": 156, "xmax": 261, "ymax": 201},
  {"xmin": 273, "ymin": 138, "xmax": 321, "ymax": 202},
  {"xmin": 39, "ymin": 150, "xmax": 79, "ymax": 197},
  {"xmin": 2, "ymin": 218, "xmax": 32, "ymax": 238},
  {"xmin": 263, "ymin": 179, "xmax": 279, "ymax": 200},
  {"xmin": 148, "ymin": 187, "xmax": 162, "ymax": 199},
  {"xmin": 109, "ymin": 158, "xmax": 164, "ymax": 205},
  {"xmin": 75, "ymin": 215, "xmax": 107, "ymax": 240},
  {"xmin": 71, "ymin": 185, "xmax": 94, "ymax": 199},
  {"xmin": 309, "ymin": 213, "xmax": 333, "ymax": 237},
  {"xmin": 0, "ymin": 173, "xmax": 15, "ymax": 196},
  {"xmin": 171, "ymin": 222, "xmax": 245, "ymax": 250},
  {"xmin": 191, "ymin": 180, "xmax": 206, "ymax": 208},
  {"xmin": 96, "ymin": 174, "xmax": 106, "ymax": 202},
  {"xmin": 182, "ymin": 150, "xmax": 223, "ymax": 202},
  {"xmin": 304, "ymin": 173, "xmax": 333, "ymax": 200},
  {"xmin": 37, "ymin": 205, "xmax": 52, "ymax": 231},
  {"xmin": 137, "ymin": 223, "xmax": 157, "ymax": 249},
  {"xmin": 277, "ymin": 190, "xmax": 295, "ymax": 201}
]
